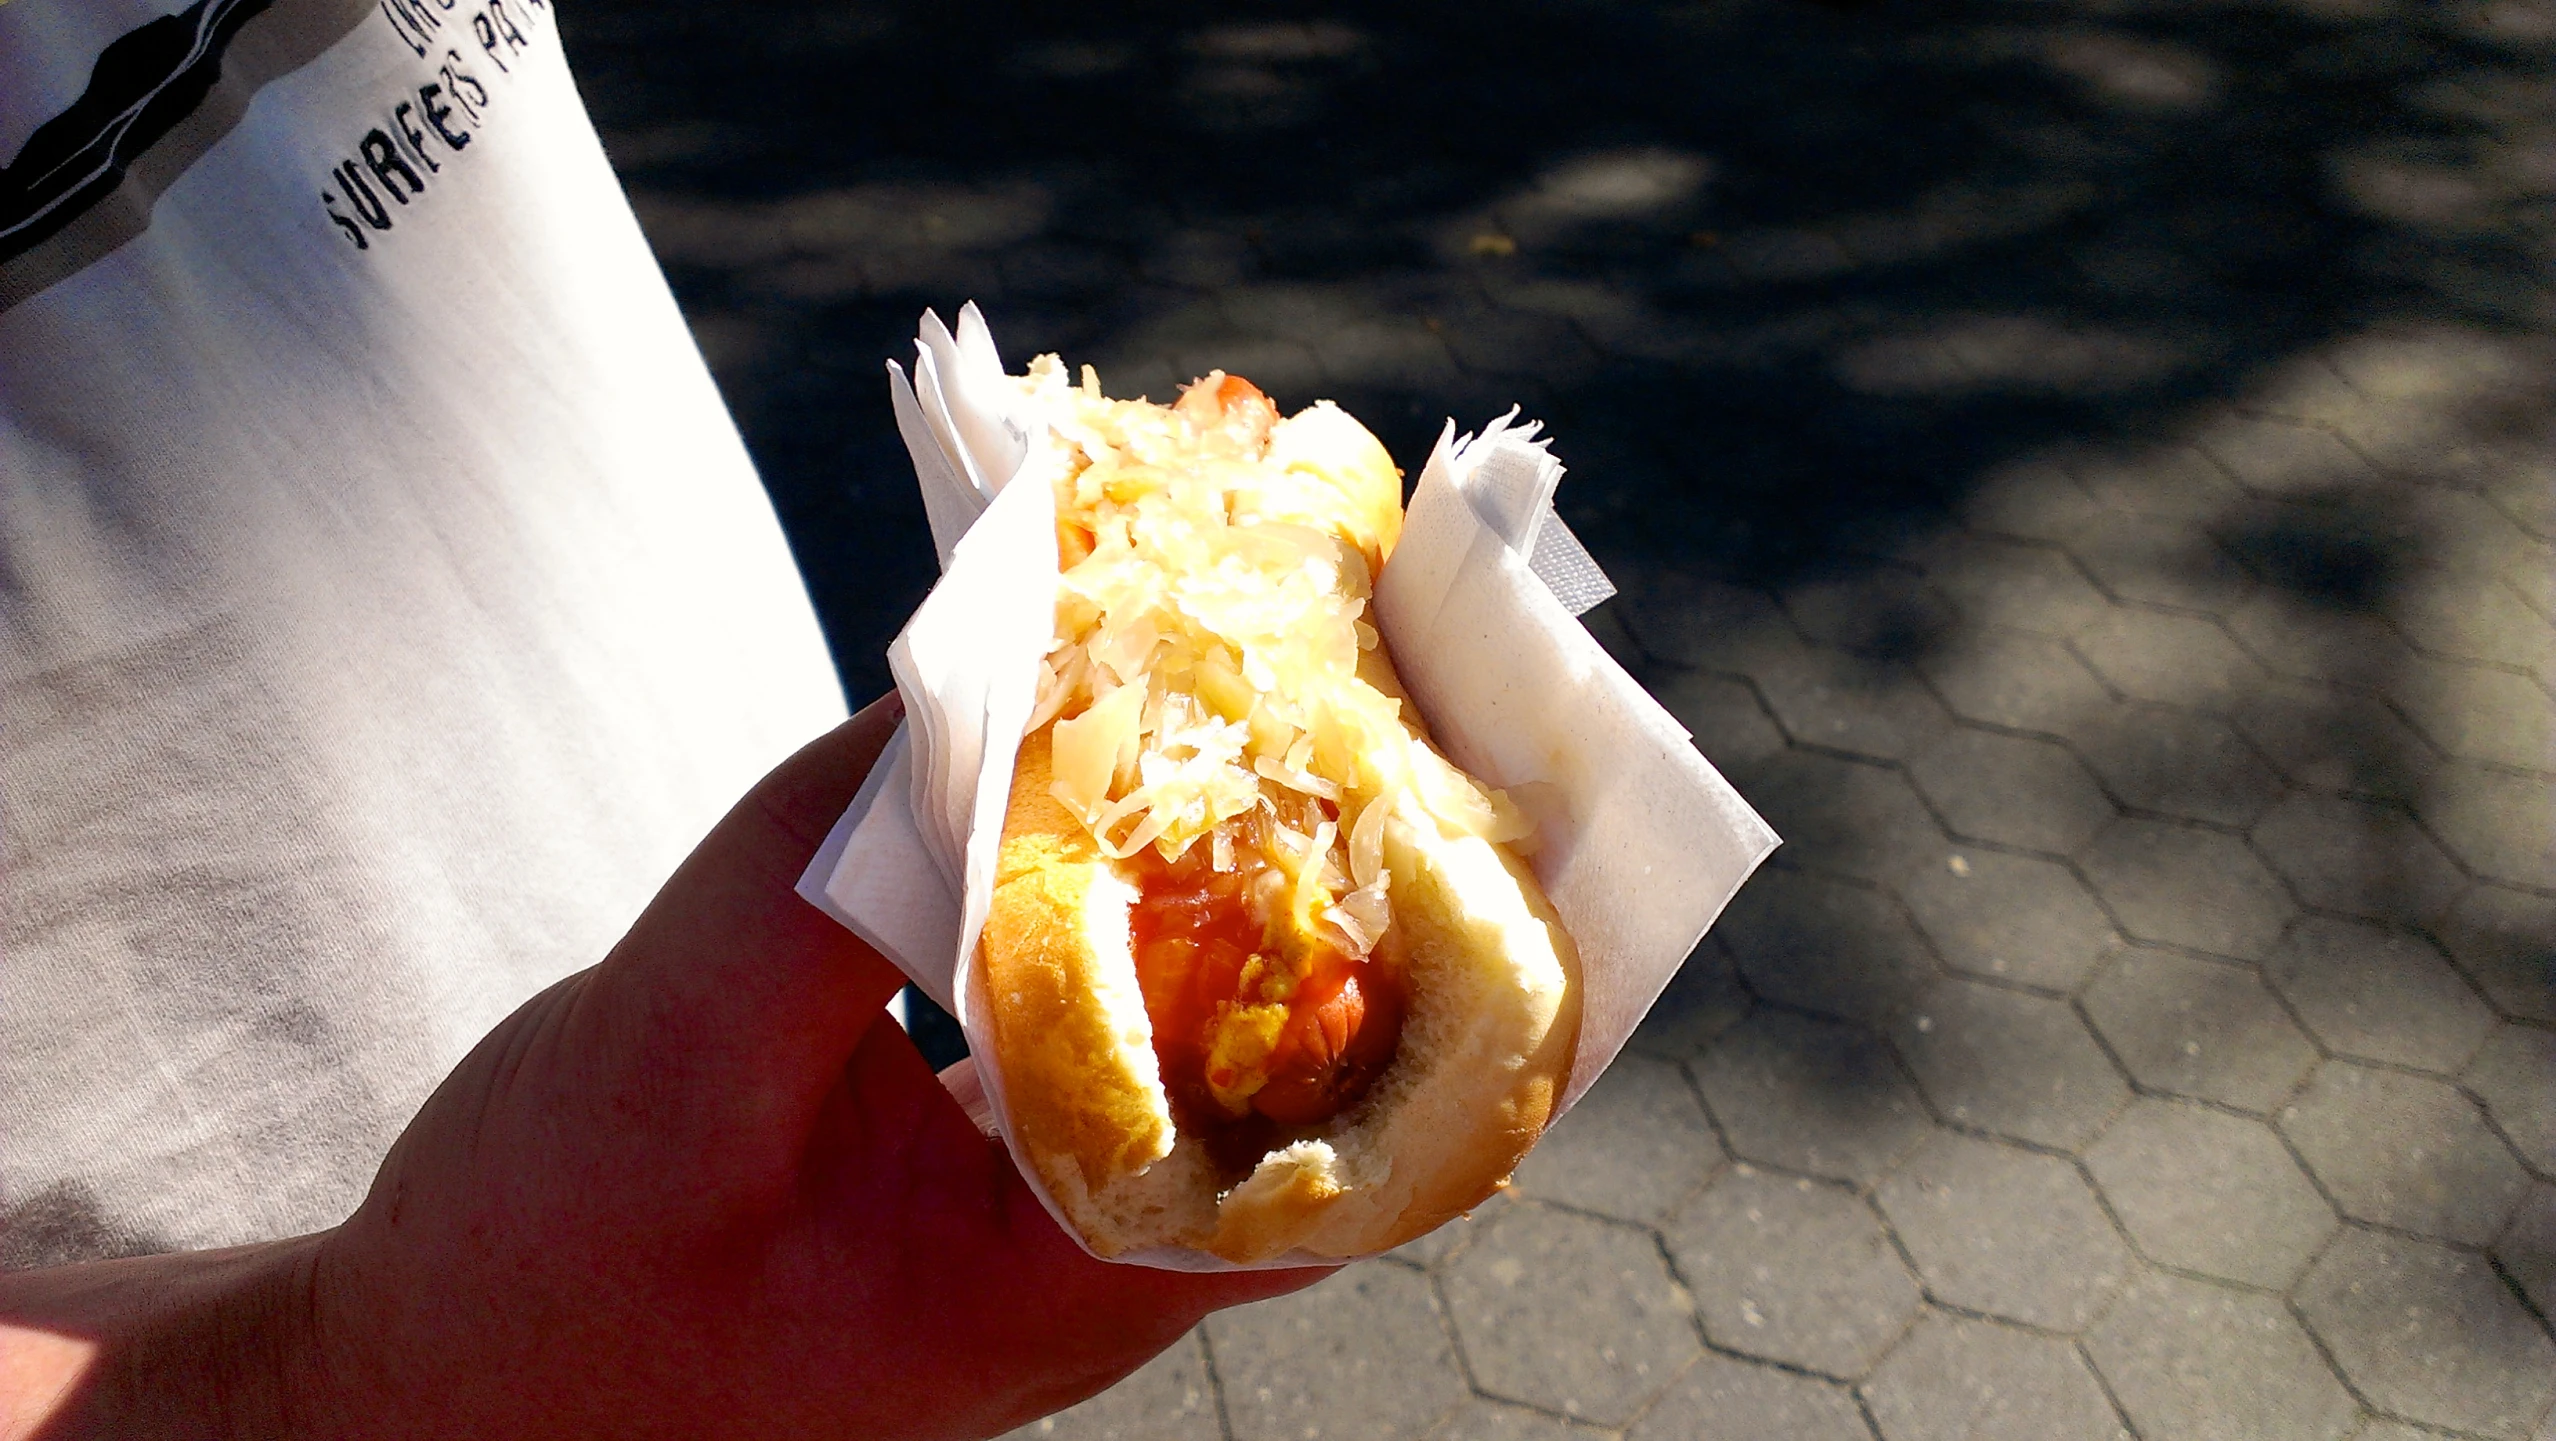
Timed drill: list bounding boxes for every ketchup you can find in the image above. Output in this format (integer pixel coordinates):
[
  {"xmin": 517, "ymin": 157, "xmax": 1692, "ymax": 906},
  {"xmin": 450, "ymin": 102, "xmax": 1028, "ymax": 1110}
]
[{"xmin": 1125, "ymin": 843, "xmax": 1404, "ymax": 1163}]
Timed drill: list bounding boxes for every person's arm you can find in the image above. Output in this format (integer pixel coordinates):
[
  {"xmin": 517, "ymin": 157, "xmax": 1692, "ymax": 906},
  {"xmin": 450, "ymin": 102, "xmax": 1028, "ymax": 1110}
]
[
  {"xmin": 0, "ymin": 1238, "xmax": 322, "ymax": 1440},
  {"xmin": 0, "ymin": 696, "xmax": 1327, "ymax": 1441}
]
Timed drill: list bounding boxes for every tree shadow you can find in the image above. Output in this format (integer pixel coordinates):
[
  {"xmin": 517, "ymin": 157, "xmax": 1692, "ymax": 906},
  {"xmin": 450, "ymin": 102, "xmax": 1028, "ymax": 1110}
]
[
  {"xmin": 559, "ymin": 0, "xmax": 2555, "ymax": 1201},
  {"xmin": 562, "ymin": 0, "xmax": 2546, "ymax": 675}
]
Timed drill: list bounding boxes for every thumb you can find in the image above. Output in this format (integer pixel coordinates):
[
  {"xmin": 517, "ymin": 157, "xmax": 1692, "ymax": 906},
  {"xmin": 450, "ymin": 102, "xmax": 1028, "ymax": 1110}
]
[{"xmin": 583, "ymin": 694, "xmax": 912, "ymax": 1150}]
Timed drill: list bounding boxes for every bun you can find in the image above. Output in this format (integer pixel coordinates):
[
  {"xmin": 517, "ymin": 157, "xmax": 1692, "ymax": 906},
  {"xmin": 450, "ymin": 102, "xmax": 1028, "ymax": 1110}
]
[{"xmin": 977, "ymin": 365, "xmax": 1580, "ymax": 1263}]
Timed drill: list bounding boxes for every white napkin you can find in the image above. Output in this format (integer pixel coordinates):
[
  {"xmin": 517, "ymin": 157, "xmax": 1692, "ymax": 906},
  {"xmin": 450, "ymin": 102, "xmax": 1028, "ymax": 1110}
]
[{"xmin": 798, "ymin": 306, "xmax": 1777, "ymax": 1263}]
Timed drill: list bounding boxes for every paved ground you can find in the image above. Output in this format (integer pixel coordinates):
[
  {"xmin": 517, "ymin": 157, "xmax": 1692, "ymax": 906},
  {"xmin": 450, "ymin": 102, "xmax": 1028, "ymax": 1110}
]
[{"xmin": 563, "ymin": 0, "xmax": 2556, "ymax": 1436}]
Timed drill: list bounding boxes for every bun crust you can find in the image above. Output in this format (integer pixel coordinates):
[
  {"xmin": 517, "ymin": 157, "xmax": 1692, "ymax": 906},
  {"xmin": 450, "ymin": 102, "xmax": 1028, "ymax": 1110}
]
[
  {"xmin": 975, "ymin": 370, "xmax": 1580, "ymax": 1263},
  {"xmin": 984, "ymin": 709, "xmax": 1581, "ymax": 1263}
]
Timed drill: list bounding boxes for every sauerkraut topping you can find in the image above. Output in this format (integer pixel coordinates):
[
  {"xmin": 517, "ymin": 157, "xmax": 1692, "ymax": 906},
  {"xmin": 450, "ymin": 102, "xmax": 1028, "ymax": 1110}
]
[{"xmin": 1021, "ymin": 360, "xmax": 1531, "ymax": 1136}]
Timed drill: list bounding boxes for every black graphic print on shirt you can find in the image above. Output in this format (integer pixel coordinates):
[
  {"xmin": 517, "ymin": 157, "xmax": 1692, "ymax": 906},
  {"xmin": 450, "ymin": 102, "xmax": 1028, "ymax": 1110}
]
[
  {"xmin": 0, "ymin": 0, "xmax": 276, "ymax": 266},
  {"xmin": 319, "ymin": 0, "xmax": 549, "ymax": 250}
]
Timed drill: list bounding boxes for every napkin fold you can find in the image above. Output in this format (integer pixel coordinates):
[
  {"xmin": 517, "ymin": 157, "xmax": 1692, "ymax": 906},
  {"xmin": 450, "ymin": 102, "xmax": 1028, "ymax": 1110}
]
[{"xmin": 798, "ymin": 307, "xmax": 1776, "ymax": 1262}]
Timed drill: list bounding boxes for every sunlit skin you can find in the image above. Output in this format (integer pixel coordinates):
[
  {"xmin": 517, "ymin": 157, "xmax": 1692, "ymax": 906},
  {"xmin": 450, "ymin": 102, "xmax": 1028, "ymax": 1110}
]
[
  {"xmin": 0, "ymin": 1326, "xmax": 91, "ymax": 1437},
  {"xmin": 0, "ymin": 696, "xmax": 1328, "ymax": 1441}
]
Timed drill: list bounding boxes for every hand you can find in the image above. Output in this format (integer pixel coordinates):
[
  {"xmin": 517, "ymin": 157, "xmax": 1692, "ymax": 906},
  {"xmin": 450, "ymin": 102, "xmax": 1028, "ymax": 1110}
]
[{"xmin": 0, "ymin": 696, "xmax": 1328, "ymax": 1440}]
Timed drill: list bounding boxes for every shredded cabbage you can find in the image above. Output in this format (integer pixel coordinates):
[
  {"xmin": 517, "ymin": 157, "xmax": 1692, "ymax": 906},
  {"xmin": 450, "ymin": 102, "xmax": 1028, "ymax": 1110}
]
[{"xmin": 1023, "ymin": 356, "xmax": 1532, "ymax": 960}]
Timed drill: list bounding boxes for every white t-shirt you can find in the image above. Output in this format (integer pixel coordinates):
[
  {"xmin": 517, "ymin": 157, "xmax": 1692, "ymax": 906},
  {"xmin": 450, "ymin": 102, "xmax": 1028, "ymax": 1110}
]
[{"xmin": 0, "ymin": 0, "xmax": 848, "ymax": 1264}]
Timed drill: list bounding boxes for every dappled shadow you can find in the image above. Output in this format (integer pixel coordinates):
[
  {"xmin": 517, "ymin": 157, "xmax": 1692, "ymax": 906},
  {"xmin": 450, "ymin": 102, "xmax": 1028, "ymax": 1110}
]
[
  {"xmin": 552, "ymin": 0, "xmax": 2526, "ymax": 677},
  {"xmin": 0, "ymin": 1183, "xmax": 171, "ymax": 1272},
  {"xmin": 2218, "ymin": 496, "xmax": 2411, "ymax": 611},
  {"xmin": 560, "ymin": 0, "xmax": 2556, "ymax": 1413}
]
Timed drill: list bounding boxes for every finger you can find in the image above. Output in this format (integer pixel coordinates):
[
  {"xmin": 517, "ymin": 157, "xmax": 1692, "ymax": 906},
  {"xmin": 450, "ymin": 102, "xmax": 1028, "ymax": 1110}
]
[
  {"xmin": 820, "ymin": 1017, "xmax": 1338, "ymax": 1321},
  {"xmin": 584, "ymin": 694, "xmax": 909, "ymax": 1145},
  {"xmin": 796, "ymin": 1012, "xmax": 1335, "ymax": 1433}
]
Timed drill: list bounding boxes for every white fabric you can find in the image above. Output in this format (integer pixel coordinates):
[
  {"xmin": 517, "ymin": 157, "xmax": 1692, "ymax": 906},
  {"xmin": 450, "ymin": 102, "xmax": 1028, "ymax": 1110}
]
[{"xmin": 0, "ymin": 1, "xmax": 847, "ymax": 1259}]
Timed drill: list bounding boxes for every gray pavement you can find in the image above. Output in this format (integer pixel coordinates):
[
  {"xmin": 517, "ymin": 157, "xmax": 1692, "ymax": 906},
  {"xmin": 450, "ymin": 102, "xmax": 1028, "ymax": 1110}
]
[{"xmin": 563, "ymin": 0, "xmax": 2556, "ymax": 1434}]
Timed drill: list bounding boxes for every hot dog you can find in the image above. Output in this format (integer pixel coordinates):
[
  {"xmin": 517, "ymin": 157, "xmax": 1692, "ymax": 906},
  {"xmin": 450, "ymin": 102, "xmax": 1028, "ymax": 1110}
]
[{"xmin": 980, "ymin": 360, "xmax": 1580, "ymax": 1263}]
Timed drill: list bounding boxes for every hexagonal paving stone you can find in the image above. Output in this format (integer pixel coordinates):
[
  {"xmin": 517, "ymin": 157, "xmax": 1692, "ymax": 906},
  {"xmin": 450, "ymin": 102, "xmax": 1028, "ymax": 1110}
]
[
  {"xmin": 2081, "ymin": 948, "xmax": 2321, "ymax": 1110},
  {"xmin": 2264, "ymin": 917, "xmax": 2497, "ymax": 1071},
  {"xmin": 1890, "ymin": 980, "xmax": 2128, "ymax": 1149},
  {"xmin": 2407, "ymin": 480, "xmax": 2555, "ymax": 574},
  {"xmin": 1780, "ymin": 570, "xmax": 1960, "ymax": 659},
  {"xmin": 1626, "ymin": 1352, "xmax": 1872, "ymax": 1441},
  {"xmin": 2082, "ymin": 1098, "xmax": 2336, "ymax": 1289},
  {"xmin": 1907, "ymin": 532, "xmax": 2113, "ymax": 636},
  {"xmin": 2062, "ymin": 702, "xmax": 2286, "ymax": 827},
  {"xmin": 1718, "ymin": 868, "xmax": 1938, "ymax": 1026},
  {"xmin": 1435, "ymin": 305, "xmax": 1599, "ymax": 380},
  {"xmin": 2393, "ymin": 656, "xmax": 2555, "ymax": 771},
  {"xmin": 2296, "ymin": 1227, "xmax": 2556, "ymax": 1439},
  {"xmin": 1693, "ymin": 1012, "xmax": 1933, "ymax": 1186},
  {"xmin": 2481, "ymin": 452, "xmax": 2556, "ymax": 544},
  {"xmin": 2423, "ymin": 763, "xmax": 2556, "ymax": 891},
  {"xmin": 2508, "ymin": 535, "xmax": 2556, "ymax": 617},
  {"xmin": 1652, "ymin": 670, "xmax": 1789, "ymax": 769},
  {"xmin": 1664, "ymin": 1166, "xmax": 1922, "ymax": 1378},
  {"xmin": 2390, "ymin": 568, "xmax": 2556, "ymax": 672},
  {"xmin": 1740, "ymin": 751, "xmax": 1952, "ymax": 887},
  {"xmin": 2071, "ymin": 609, "xmax": 2265, "ymax": 710},
  {"xmin": 2279, "ymin": 1061, "xmax": 2531, "ymax": 1245},
  {"xmin": 1205, "ymin": 1263, "xmax": 1469, "ymax": 1441},
  {"xmin": 989, "ymin": 242, "xmax": 1138, "ymax": 308},
  {"xmin": 1964, "ymin": 453, "xmax": 2108, "ymax": 542},
  {"xmin": 2080, "ymin": 818, "xmax": 2297, "ymax": 960},
  {"xmin": 2322, "ymin": 325, "xmax": 2536, "ymax": 418},
  {"xmin": 1440, "ymin": 1204, "xmax": 1700, "ymax": 1426},
  {"xmin": 1713, "ymin": 224, "xmax": 1852, "ymax": 281},
  {"xmin": 2230, "ymin": 680, "xmax": 2438, "ymax": 803},
  {"xmin": 1753, "ymin": 650, "xmax": 1955, "ymax": 764},
  {"xmin": 2070, "ymin": 443, "xmax": 2247, "ymax": 520},
  {"xmin": 1861, "ymin": 1310, "xmax": 2130, "ymax": 1441},
  {"xmin": 1511, "ymin": 1054, "xmax": 1723, "ymax": 1224},
  {"xmin": 2464, "ymin": 1024, "xmax": 2556, "ymax": 1174},
  {"xmin": 1875, "ymin": 1132, "xmax": 2132, "ymax": 1331},
  {"xmin": 2236, "ymin": 353, "xmax": 2402, "ymax": 444},
  {"xmin": 1006, "ymin": 1330, "xmax": 1221, "ymax": 1441},
  {"xmin": 2221, "ymin": 590, "xmax": 2417, "ymax": 688},
  {"xmin": 1895, "ymin": 848, "xmax": 2116, "ymax": 991},
  {"xmin": 1214, "ymin": 282, "xmax": 1374, "ymax": 347},
  {"xmin": 1627, "ymin": 936, "xmax": 1751, "ymax": 1062},
  {"xmin": 1139, "ymin": 228, "xmax": 1259, "ymax": 290},
  {"xmin": 2438, "ymin": 884, "xmax": 2556, "ymax": 1023},
  {"xmin": 1389, "ymin": 1191, "xmax": 1513, "ymax": 1272},
  {"xmin": 2197, "ymin": 414, "xmax": 2382, "ymax": 496},
  {"xmin": 1918, "ymin": 627, "xmax": 2114, "ymax": 733},
  {"xmin": 1907, "ymin": 729, "xmax": 2114, "ymax": 857},
  {"xmin": 2062, "ymin": 512, "xmax": 2257, "ymax": 615},
  {"xmin": 2507, "ymin": 553, "xmax": 2556, "ymax": 630},
  {"xmin": 1579, "ymin": 600, "xmax": 1649, "ymax": 673},
  {"xmin": 2251, "ymin": 792, "xmax": 2468, "ymax": 925},
  {"xmin": 2084, "ymin": 1270, "xmax": 2357, "ymax": 1441},
  {"xmin": 2497, "ymin": 1182, "xmax": 2556, "ymax": 1319},
  {"xmin": 2340, "ymin": 1424, "xmax": 2445, "ymax": 1441},
  {"xmin": 1617, "ymin": 571, "xmax": 1794, "ymax": 672},
  {"xmin": 1426, "ymin": 1397, "xmax": 1608, "ymax": 1441}
]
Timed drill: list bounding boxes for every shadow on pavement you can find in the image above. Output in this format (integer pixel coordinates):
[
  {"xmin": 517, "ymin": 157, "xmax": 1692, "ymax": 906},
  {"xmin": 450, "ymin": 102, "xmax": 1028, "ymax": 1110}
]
[{"xmin": 562, "ymin": 1, "xmax": 2556, "ymax": 1430}]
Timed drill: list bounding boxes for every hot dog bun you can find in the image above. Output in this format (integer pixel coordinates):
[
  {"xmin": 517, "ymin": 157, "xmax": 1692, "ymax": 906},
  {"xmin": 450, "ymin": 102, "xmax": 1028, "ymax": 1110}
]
[{"xmin": 978, "ymin": 364, "xmax": 1580, "ymax": 1263}]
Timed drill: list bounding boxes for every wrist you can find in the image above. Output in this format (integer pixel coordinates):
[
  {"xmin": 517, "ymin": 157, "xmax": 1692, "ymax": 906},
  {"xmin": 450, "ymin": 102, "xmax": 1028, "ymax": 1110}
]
[{"xmin": 0, "ymin": 1231, "xmax": 337, "ymax": 1441}]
